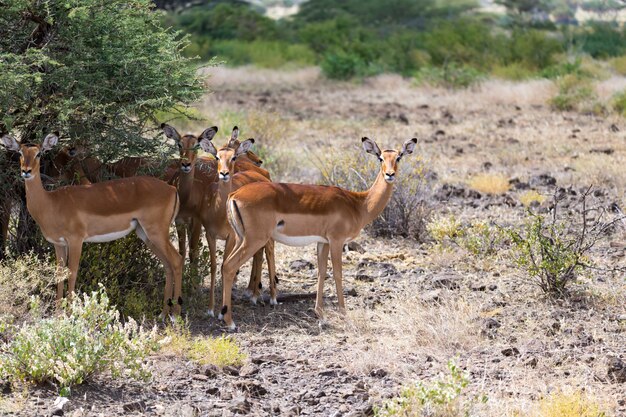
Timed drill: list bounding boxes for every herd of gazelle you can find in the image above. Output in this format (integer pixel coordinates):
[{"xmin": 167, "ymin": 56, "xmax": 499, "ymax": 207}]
[{"xmin": 1, "ymin": 126, "xmax": 417, "ymax": 329}]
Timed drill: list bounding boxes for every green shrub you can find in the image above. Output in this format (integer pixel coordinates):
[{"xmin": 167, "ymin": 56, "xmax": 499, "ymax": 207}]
[
  {"xmin": 612, "ymin": 90, "xmax": 626, "ymax": 116},
  {"xmin": 576, "ymin": 21, "xmax": 626, "ymax": 58},
  {"xmin": 491, "ymin": 62, "xmax": 536, "ymax": 80},
  {"xmin": 509, "ymin": 29, "xmax": 563, "ymax": 70},
  {"xmin": 506, "ymin": 190, "xmax": 614, "ymax": 297},
  {"xmin": 0, "ymin": 254, "xmax": 58, "ymax": 322},
  {"xmin": 550, "ymin": 74, "xmax": 603, "ymax": 114},
  {"xmin": 428, "ymin": 216, "xmax": 504, "ymax": 257},
  {"xmin": 0, "ymin": 287, "xmax": 157, "ymax": 393},
  {"xmin": 376, "ymin": 359, "xmax": 486, "ymax": 417},
  {"xmin": 77, "ymin": 236, "xmax": 165, "ymax": 319},
  {"xmin": 610, "ymin": 55, "xmax": 626, "ymax": 75},
  {"xmin": 415, "ymin": 64, "xmax": 484, "ymax": 89},
  {"xmin": 321, "ymin": 51, "xmax": 368, "ymax": 79}
]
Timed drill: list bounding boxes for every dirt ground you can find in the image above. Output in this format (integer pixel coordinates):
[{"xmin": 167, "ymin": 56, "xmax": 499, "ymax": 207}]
[{"xmin": 4, "ymin": 67, "xmax": 626, "ymax": 416}]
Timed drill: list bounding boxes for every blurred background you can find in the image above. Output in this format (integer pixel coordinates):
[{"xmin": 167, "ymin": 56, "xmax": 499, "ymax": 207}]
[{"xmin": 157, "ymin": 0, "xmax": 626, "ymax": 85}]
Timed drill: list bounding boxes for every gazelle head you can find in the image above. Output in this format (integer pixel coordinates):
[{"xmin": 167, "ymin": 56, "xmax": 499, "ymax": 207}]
[
  {"xmin": 201, "ymin": 127, "xmax": 255, "ymax": 183},
  {"xmin": 227, "ymin": 126, "xmax": 263, "ymax": 167},
  {"xmin": 1, "ymin": 133, "xmax": 59, "ymax": 180},
  {"xmin": 362, "ymin": 137, "xmax": 418, "ymax": 184},
  {"xmin": 161, "ymin": 123, "xmax": 218, "ymax": 174}
]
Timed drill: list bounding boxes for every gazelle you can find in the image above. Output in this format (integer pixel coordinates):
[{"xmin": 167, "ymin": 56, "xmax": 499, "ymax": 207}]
[
  {"xmin": 220, "ymin": 137, "xmax": 418, "ymax": 329},
  {"xmin": 161, "ymin": 124, "xmax": 275, "ymax": 315},
  {"xmin": 1, "ymin": 133, "xmax": 183, "ymax": 316}
]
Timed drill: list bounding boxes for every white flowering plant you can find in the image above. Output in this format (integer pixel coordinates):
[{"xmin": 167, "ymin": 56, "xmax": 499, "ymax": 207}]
[{"xmin": 0, "ymin": 286, "xmax": 158, "ymax": 393}]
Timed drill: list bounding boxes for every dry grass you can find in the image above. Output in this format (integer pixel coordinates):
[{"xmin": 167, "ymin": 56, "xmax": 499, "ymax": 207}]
[
  {"xmin": 330, "ymin": 295, "xmax": 483, "ymax": 377},
  {"xmin": 201, "ymin": 65, "xmax": 321, "ymax": 90},
  {"xmin": 468, "ymin": 173, "xmax": 510, "ymax": 195},
  {"xmin": 160, "ymin": 326, "xmax": 246, "ymax": 367},
  {"xmin": 532, "ymin": 390, "xmax": 609, "ymax": 417},
  {"xmin": 519, "ymin": 190, "xmax": 546, "ymax": 207}
]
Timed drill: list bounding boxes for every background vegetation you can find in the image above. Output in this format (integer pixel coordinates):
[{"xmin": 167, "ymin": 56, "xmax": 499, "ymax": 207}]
[{"xmin": 160, "ymin": 0, "xmax": 626, "ymax": 83}]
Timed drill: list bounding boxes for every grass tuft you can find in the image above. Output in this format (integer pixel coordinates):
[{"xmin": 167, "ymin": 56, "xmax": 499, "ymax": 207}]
[
  {"xmin": 468, "ymin": 173, "xmax": 510, "ymax": 195},
  {"xmin": 519, "ymin": 190, "xmax": 546, "ymax": 207},
  {"xmin": 534, "ymin": 391, "xmax": 608, "ymax": 417}
]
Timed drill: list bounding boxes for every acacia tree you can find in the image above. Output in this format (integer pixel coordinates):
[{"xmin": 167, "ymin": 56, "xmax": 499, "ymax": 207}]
[{"xmin": 0, "ymin": 0, "xmax": 207, "ymax": 255}]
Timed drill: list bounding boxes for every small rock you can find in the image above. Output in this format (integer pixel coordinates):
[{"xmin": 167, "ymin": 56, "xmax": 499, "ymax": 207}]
[
  {"xmin": 346, "ymin": 241, "xmax": 365, "ymax": 253},
  {"xmin": 235, "ymin": 380, "xmax": 268, "ymax": 398},
  {"xmin": 526, "ymin": 357, "xmax": 538, "ymax": 368},
  {"xmin": 590, "ymin": 148, "xmax": 614, "ymax": 155},
  {"xmin": 251, "ymin": 354, "xmax": 285, "ymax": 364},
  {"xmin": 123, "ymin": 400, "xmax": 147, "ymax": 413},
  {"xmin": 229, "ymin": 396, "xmax": 251, "ymax": 414},
  {"xmin": 501, "ymin": 347, "xmax": 520, "ymax": 357},
  {"xmin": 483, "ymin": 318, "xmax": 501, "ymax": 330},
  {"xmin": 529, "ymin": 174, "xmax": 556, "ymax": 187},
  {"xmin": 420, "ymin": 289, "xmax": 441, "ymax": 302},
  {"xmin": 207, "ymin": 387, "xmax": 219, "ymax": 395},
  {"xmin": 607, "ymin": 357, "xmax": 626, "ymax": 383},
  {"xmin": 290, "ymin": 259, "xmax": 315, "ymax": 271},
  {"xmin": 201, "ymin": 364, "xmax": 219, "ymax": 378},
  {"xmin": 431, "ymin": 273, "xmax": 461, "ymax": 290},
  {"xmin": 192, "ymin": 373, "xmax": 209, "ymax": 381},
  {"xmin": 470, "ymin": 283, "xmax": 487, "ymax": 291},
  {"xmin": 222, "ymin": 365, "xmax": 240, "ymax": 376},
  {"xmin": 355, "ymin": 270, "xmax": 375, "ymax": 282},
  {"xmin": 369, "ymin": 368, "xmax": 388, "ymax": 378},
  {"xmin": 239, "ymin": 363, "xmax": 259, "ymax": 377}
]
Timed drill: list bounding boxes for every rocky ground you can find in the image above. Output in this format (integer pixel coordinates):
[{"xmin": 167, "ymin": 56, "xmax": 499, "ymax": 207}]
[{"xmin": 4, "ymin": 68, "xmax": 626, "ymax": 416}]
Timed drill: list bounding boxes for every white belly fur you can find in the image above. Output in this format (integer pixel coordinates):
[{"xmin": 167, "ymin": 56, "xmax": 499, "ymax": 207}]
[
  {"xmin": 272, "ymin": 231, "xmax": 328, "ymax": 247},
  {"xmin": 85, "ymin": 220, "xmax": 137, "ymax": 243}
]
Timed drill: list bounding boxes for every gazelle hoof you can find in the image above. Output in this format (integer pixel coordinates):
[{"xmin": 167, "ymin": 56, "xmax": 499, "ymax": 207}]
[
  {"xmin": 218, "ymin": 313, "xmax": 223, "ymax": 320},
  {"xmin": 226, "ymin": 321, "xmax": 237, "ymax": 331},
  {"xmin": 250, "ymin": 296, "xmax": 258, "ymax": 305},
  {"xmin": 270, "ymin": 298, "xmax": 278, "ymax": 306},
  {"xmin": 206, "ymin": 309, "xmax": 215, "ymax": 318},
  {"xmin": 243, "ymin": 288, "xmax": 253, "ymax": 298}
]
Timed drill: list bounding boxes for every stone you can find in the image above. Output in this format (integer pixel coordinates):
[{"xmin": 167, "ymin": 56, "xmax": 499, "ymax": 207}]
[
  {"xmin": 347, "ymin": 241, "xmax": 366, "ymax": 253},
  {"xmin": 501, "ymin": 347, "xmax": 520, "ymax": 357},
  {"xmin": 123, "ymin": 400, "xmax": 147, "ymax": 413},
  {"xmin": 290, "ymin": 259, "xmax": 315, "ymax": 271},
  {"xmin": 608, "ymin": 357, "xmax": 626, "ymax": 383}
]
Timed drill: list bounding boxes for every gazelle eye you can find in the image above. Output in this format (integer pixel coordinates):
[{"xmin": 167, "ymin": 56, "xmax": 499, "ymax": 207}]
[
  {"xmin": 396, "ymin": 156, "xmax": 402, "ymax": 162},
  {"xmin": 231, "ymin": 156, "xmax": 237, "ymax": 162},
  {"xmin": 378, "ymin": 156, "xmax": 383, "ymax": 162},
  {"xmin": 36, "ymin": 152, "xmax": 41, "ymax": 158}
]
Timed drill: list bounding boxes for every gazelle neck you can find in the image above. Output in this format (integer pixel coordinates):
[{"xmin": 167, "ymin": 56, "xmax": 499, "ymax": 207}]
[
  {"xmin": 362, "ymin": 170, "xmax": 394, "ymax": 226},
  {"xmin": 23, "ymin": 171, "xmax": 52, "ymax": 218},
  {"xmin": 178, "ymin": 166, "xmax": 195, "ymax": 204}
]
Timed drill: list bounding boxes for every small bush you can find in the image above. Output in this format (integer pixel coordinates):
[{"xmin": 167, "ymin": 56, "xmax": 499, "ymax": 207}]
[
  {"xmin": 612, "ymin": 90, "xmax": 626, "ymax": 116},
  {"xmin": 315, "ymin": 149, "xmax": 432, "ymax": 241},
  {"xmin": 0, "ymin": 254, "xmax": 58, "ymax": 321},
  {"xmin": 468, "ymin": 173, "xmax": 510, "ymax": 195},
  {"xmin": 550, "ymin": 74, "xmax": 603, "ymax": 114},
  {"xmin": 428, "ymin": 216, "xmax": 503, "ymax": 257},
  {"xmin": 161, "ymin": 322, "xmax": 246, "ymax": 367},
  {"xmin": 415, "ymin": 64, "xmax": 484, "ymax": 89},
  {"xmin": 491, "ymin": 63, "xmax": 536, "ymax": 80},
  {"xmin": 376, "ymin": 359, "xmax": 486, "ymax": 417},
  {"xmin": 610, "ymin": 55, "xmax": 626, "ymax": 75},
  {"xmin": 506, "ymin": 189, "xmax": 618, "ymax": 297},
  {"xmin": 519, "ymin": 190, "xmax": 546, "ymax": 207},
  {"xmin": 534, "ymin": 391, "xmax": 608, "ymax": 417},
  {"xmin": 0, "ymin": 287, "xmax": 157, "ymax": 393},
  {"xmin": 321, "ymin": 50, "xmax": 367, "ymax": 80}
]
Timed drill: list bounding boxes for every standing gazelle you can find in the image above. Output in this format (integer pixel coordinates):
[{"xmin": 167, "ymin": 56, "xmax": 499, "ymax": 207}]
[
  {"xmin": 219, "ymin": 137, "xmax": 417, "ymax": 329},
  {"xmin": 1, "ymin": 133, "xmax": 183, "ymax": 317}
]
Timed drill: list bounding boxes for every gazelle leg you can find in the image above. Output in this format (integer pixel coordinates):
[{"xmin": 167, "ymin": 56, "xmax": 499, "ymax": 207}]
[
  {"xmin": 66, "ymin": 239, "xmax": 84, "ymax": 302},
  {"xmin": 329, "ymin": 241, "xmax": 346, "ymax": 313},
  {"xmin": 266, "ymin": 239, "xmax": 277, "ymax": 305},
  {"xmin": 0, "ymin": 198, "xmax": 10, "ymax": 262},
  {"xmin": 206, "ymin": 233, "xmax": 217, "ymax": 316},
  {"xmin": 221, "ymin": 237, "xmax": 267, "ymax": 329},
  {"xmin": 53, "ymin": 244, "xmax": 68, "ymax": 307},
  {"xmin": 175, "ymin": 220, "xmax": 187, "ymax": 260},
  {"xmin": 315, "ymin": 242, "xmax": 329, "ymax": 317},
  {"xmin": 248, "ymin": 250, "xmax": 264, "ymax": 304},
  {"xmin": 188, "ymin": 219, "xmax": 202, "ymax": 274},
  {"xmin": 137, "ymin": 225, "xmax": 182, "ymax": 317}
]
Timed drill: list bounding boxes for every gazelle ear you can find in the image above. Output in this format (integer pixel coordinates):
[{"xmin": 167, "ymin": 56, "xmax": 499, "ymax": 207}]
[
  {"xmin": 1, "ymin": 135, "xmax": 20, "ymax": 152},
  {"xmin": 235, "ymin": 138, "xmax": 254, "ymax": 157},
  {"xmin": 200, "ymin": 126, "xmax": 218, "ymax": 142},
  {"xmin": 161, "ymin": 123, "xmax": 181, "ymax": 143},
  {"xmin": 42, "ymin": 132, "xmax": 59, "ymax": 151},
  {"xmin": 362, "ymin": 137, "xmax": 381, "ymax": 159},
  {"xmin": 399, "ymin": 138, "xmax": 417, "ymax": 159},
  {"xmin": 198, "ymin": 126, "xmax": 218, "ymax": 155},
  {"xmin": 228, "ymin": 126, "xmax": 240, "ymax": 148},
  {"xmin": 199, "ymin": 137, "xmax": 218, "ymax": 157}
]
